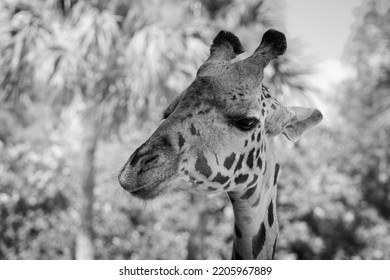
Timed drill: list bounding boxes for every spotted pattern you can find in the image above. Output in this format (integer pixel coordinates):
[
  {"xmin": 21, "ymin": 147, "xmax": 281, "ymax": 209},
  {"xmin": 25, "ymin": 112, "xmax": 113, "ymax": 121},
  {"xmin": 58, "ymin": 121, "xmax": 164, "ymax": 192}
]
[
  {"xmin": 246, "ymin": 148, "xmax": 255, "ymax": 169},
  {"xmin": 272, "ymin": 238, "xmax": 277, "ymax": 260},
  {"xmin": 240, "ymin": 185, "xmax": 257, "ymax": 200},
  {"xmin": 233, "ymin": 243, "xmax": 243, "ymax": 260},
  {"xmin": 243, "ymin": 216, "xmax": 252, "ymax": 224},
  {"xmin": 273, "ymin": 163, "xmax": 280, "ymax": 186},
  {"xmin": 268, "ymin": 201, "xmax": 274, "ymax": 227},
  {"xmin": 257, "ymin": 157, "xmax": 263, "ymax": 169},
  {"xmin": 195, "ymin": 153, "xmax": 212, "ymax": 178},
  {"xmin": 252, "ymin": 222, "xmax": 266, "ymax": 259},
  {"xmin": 234, "ymin": 224, "xmax": 242, "ymax": 239},
  {"xmin": 212, "ymin": 172, "xmax": 229, "ymax": 185},
  {"xmin": 246, "ymin": 174, "xmax": 258, "ymax": 188},
  {"xmin": 252, "ymin": 197, "xmax": 261, "ymax": 208},
  {"xmin": 234, "ymin": 154, "xmax": 245, "ymax": 173},
  {"xmin": 223, "ymin": 153, "xmax": 236, "ymax": 170},
  {"xmin": 190, "ymin": 124, "xmax": 198, "ymax": 135},
  {"xmin": 223, "ymin": 182, "xmax": 231, "ymax": 190},
  {"xmin": 234, "ymin": 174, "xmax": 249, "ymax": 184},
  {"xmin": 178, "ymin": 133, "xmax": 185, "ymax": 150}
]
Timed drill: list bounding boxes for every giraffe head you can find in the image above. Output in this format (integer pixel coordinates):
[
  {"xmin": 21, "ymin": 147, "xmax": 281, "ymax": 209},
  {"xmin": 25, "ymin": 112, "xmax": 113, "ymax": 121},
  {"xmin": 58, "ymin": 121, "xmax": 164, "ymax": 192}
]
[{"xmin": 118, "ymin": 29, "xmax": 322, "ymax": 200}]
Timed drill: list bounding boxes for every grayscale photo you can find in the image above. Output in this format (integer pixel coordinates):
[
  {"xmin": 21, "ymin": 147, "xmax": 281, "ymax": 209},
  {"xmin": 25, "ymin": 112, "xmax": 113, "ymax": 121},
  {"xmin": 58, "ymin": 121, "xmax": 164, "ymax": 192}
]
[{"xmin": 0, "ymin": 0, "xmax": 389, "ymax": 261}]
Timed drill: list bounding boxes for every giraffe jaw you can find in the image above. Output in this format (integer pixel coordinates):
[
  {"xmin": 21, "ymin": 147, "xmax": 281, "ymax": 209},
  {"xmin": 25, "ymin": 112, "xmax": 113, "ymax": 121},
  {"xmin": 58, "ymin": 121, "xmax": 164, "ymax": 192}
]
[
  {"xmin": 129, "ymin": 180, "xmax": 170, "ymax": 200},
  {"xmin": 121, "ymin": 171, "xmax": 178, "ymax": 200},
  {"xmin": 127, "ymin": 176, "xmax": 207, "ymax": 200}
]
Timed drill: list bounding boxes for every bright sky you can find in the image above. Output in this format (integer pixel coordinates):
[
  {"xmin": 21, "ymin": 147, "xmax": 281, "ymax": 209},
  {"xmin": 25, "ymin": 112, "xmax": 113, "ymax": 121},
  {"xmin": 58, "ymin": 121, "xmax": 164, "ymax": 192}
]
[{"xmin": 284, "ymin": 0, "xmax": 363, "ymax": 92}]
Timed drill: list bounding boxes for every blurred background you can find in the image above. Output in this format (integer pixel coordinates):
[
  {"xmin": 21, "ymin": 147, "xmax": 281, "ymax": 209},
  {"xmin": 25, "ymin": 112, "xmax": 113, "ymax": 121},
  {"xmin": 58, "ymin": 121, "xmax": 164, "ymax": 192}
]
[{"xmin": 0, "ymin": 0, "xmax": 389, "ymax": 260}]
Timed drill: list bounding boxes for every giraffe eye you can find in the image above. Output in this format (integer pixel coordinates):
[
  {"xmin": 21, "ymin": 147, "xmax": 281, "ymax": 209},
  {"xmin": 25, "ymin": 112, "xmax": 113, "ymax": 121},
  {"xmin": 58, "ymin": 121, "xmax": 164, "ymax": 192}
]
[{"xmin": 235, "ymin": 118, "xmax": 259, "ymax": 131}]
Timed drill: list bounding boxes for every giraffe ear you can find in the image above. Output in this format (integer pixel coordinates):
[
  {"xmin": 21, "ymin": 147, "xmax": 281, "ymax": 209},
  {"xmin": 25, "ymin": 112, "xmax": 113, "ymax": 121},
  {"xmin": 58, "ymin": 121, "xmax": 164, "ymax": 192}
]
[
  {"xmin": 197, "ymin": 31, "xmax": 244, "ymax": 76},
  {"xmin": 282, "ymin": 107, "xmax": 323, "ymax": 142},
  {"xmin": 257, "ymin": 29, "xmax": 287, "ymax": 58},
  {"xmin": 251, "ymin": 29, "xmax": 287, "ymax": 67},
  {"xmin": 209, "ymin": 30, "xmax": 244, "ymax": 61}
]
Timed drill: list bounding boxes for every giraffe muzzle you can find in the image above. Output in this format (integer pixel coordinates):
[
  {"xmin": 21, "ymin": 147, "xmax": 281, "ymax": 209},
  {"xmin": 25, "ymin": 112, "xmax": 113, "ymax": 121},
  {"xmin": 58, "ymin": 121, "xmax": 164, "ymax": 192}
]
[{"xmin": 118, "ymin": 138, "xmax": 179, "ymax": 198}]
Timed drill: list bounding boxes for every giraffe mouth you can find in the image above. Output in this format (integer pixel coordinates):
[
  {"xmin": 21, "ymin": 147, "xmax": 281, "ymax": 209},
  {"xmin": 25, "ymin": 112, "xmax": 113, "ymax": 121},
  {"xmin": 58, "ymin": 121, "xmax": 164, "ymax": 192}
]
[
  {"xmin": 118, "ymin": 149, "xmax": 180, "ymax": 200},
  {"xmin": 129, "ymin": 179, "xmax": 169, "ymax": 200}
]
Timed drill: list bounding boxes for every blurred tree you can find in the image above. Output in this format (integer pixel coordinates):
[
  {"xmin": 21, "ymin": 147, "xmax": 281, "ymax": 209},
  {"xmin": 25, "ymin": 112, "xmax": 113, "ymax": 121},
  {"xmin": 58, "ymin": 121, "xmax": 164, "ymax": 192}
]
[
  {"xmin": 342, "ymin": 0, "xmax": 390, "ymax": 219},
  {"xmin": 0, "ymin": 0, "xmax": 209, "ymax": 259},
  {"xmin": 0, "ymin": 0, "xmax": 320, "ymax": 260},
  {"xmin": 272, "ymin": 0, "xmax": 390, "ymax": 260}
]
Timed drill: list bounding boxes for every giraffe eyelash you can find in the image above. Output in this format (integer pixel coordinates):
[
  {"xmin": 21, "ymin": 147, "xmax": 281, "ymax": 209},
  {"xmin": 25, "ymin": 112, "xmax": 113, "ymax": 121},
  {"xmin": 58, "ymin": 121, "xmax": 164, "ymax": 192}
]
[{"xmin": 230, "ymin": 117, "xmax": 260, "ymax": 131}]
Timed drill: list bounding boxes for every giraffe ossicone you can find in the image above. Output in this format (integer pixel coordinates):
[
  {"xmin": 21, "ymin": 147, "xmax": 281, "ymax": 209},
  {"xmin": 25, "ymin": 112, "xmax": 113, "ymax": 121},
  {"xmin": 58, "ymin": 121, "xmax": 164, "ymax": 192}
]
[{"xmin": 118, "ymin": 29, "xmax": 323, "ymax": 259}]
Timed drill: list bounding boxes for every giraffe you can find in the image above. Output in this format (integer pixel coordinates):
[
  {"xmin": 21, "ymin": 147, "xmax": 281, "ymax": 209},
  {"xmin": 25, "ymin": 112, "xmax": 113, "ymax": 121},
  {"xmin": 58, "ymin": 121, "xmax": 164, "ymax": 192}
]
[{"xmin": 118, "ymin": 29, "xmax": 323, "ymax": 260}]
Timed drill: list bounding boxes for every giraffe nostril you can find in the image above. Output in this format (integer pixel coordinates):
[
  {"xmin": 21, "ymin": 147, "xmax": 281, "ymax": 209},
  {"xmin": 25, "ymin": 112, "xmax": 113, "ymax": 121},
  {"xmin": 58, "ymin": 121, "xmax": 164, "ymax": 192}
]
[{"xmin": 139, "ymin": 154, "xmax": 159, "ymax": 170}]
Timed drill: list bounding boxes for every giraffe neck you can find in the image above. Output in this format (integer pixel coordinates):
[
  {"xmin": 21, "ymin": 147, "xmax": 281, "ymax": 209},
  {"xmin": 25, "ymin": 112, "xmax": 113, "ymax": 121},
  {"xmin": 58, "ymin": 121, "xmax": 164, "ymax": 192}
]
[{"xmin": 229, "ymin": 140, "xmax": 279, "ymax": 260}]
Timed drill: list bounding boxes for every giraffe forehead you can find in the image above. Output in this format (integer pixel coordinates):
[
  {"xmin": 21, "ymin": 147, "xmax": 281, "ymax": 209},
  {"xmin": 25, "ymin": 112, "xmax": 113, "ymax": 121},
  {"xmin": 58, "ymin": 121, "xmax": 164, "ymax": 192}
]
[{"xmin": 178, "ymin": 77, "xmax": 263, "ymax": 115}]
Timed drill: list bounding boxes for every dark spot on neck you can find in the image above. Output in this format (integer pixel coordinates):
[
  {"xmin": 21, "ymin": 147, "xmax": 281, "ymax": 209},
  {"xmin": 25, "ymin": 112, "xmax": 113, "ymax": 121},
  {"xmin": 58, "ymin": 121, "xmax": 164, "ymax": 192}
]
[
  {"xmin": 234, "ymin": 154, "xmax": 245, "ymax": 174},
  {"xmin": 228, "ymin": 193, "xmax": 235, "ymax": 204},
  {"xmin": 234, "ymin": 174, "xmax": 249, "ymax": 184},
  {"xmin": 252, "ymin": 223, "xmax": 266, "ymax": 259},
  {"xmin": 178, "ymin": 133, "xmax": 185, "ymax": 150},
  {"xmin": 251, "ymin": 133, "xmax": 255, "ymax": 142},
  {"xmin": 190, "ymin": 124, "xmax": 197, "ymax": 135},
  {"xmin": 232, "ymin": 242, "xmax": 243, "ymax": 260},
  {"xmin": 272, "ymin": 238, "xmax": 277, "ymax": 260},
  {"xmin": 268, "ymin": 200, "xmax": 274, "ymax": 227},
  {"xmin": 257, "ymin": 157, "xmax": 262, "ymax": 170},
  {"xmin": 234, "ymin": 224, "xmax": 242, "ymax": 239},
  {"xmin": 240, "ymin": 185, "xmax": 257, "ymax": 200},
  {"xmin": 224, "ymin": 153, "xmax": 236, "ymax": 170},
  {"xmin": 246, "ymin": 174, "xmax": 258, "ymax": 188},
  {"xmin": 252, "ymin": 196, "xmax": 261, "ymax": 207},
  {"xmin": 244, "ymin": 140, "xmax": 248, "ymax": 147},
  {"xmin": 212, "ymin": 172, "xmax": 229, "ymax": 185},
  {"xmin": 195, "ymin": 152, "xmax": 212, "ymax": 178},
  {"xmin": 246, "ymin": 148, "xmax": 255, "ymax": 169},
  {"xmin": 273, "ymin": 163, "xmax": 280, "ymax": 186},
  {"xmin": 214, "ymin": 153, "xmax": 219, "ymax": 165},
  {"xmin": 257, "ymin": 132, "xmax": 261, "ymax": 142},
  {"xmin": 208, "ymin": 187, "xmax": 217, "ymax": 191},
  {"xmin": 223, "ymin": 182, "xmax": 231, "ymax": 190}
]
